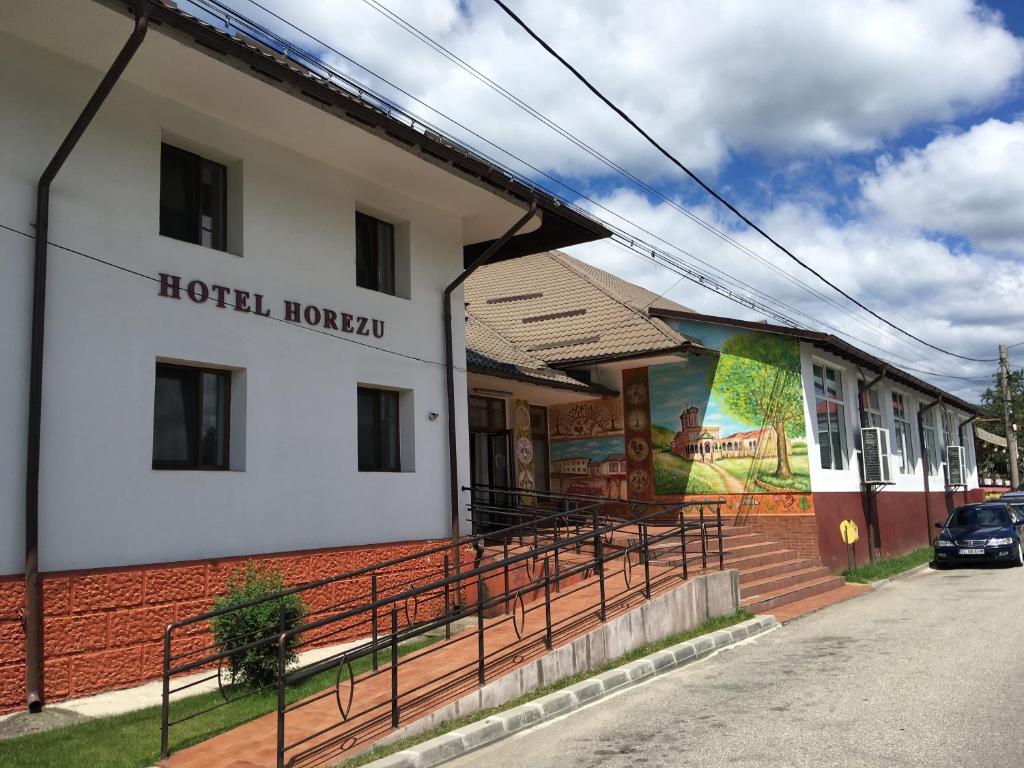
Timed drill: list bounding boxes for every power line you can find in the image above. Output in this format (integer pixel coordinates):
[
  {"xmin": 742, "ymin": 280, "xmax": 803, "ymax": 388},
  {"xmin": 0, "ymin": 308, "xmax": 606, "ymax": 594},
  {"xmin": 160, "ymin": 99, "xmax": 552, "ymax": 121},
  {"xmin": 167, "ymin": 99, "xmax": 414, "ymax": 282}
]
[
  {"xmin": 0, "ymin": 222, "xmax": 460, "ymax": 371},
  {"xmin": 225, "ymin": 0, "xmax": 977, "ymax": 380},
  {"xmin": 184, "ymin": 1, "xmax": 989, "ymax": 387},
  {"xmin": 352, "ymin": 0, "xmax": 956, "ymax": 372},
  {"xmin": 489, "ymin": 0, "xmax": 999, "ymax": 365}
]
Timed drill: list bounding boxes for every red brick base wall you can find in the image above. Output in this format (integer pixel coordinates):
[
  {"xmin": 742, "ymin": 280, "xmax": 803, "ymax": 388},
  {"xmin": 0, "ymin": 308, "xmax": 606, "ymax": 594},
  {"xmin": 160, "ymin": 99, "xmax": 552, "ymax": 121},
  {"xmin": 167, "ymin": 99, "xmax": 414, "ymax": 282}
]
[{"xmin": 0, "ymin": 539, "xmax": 460, "ymax": 714}]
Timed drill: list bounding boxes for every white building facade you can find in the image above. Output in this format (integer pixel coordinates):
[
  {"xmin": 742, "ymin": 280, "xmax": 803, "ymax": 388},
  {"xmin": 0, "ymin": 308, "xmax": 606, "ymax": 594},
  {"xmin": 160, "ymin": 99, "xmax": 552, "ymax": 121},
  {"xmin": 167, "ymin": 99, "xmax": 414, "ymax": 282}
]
[{"xmin": 0, "ymin": 0, "xmax": 606, "ymax": 711}]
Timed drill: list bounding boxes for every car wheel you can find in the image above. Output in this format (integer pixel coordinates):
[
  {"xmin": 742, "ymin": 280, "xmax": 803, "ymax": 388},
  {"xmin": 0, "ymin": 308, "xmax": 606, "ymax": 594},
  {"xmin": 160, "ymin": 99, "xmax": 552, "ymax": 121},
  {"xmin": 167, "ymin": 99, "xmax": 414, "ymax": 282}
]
[{"xmin": 1015, "ymin": 543, "xmax": 1024, "ymax": 568}]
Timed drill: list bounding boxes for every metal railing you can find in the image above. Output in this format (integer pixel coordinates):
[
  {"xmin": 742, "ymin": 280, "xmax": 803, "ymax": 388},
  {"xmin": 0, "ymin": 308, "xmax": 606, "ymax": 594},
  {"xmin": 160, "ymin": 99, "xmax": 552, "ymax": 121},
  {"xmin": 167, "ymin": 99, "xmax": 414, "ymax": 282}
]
[{"xmin": 159, "ymin": 490, "xmax": 725, "ymax": 767}]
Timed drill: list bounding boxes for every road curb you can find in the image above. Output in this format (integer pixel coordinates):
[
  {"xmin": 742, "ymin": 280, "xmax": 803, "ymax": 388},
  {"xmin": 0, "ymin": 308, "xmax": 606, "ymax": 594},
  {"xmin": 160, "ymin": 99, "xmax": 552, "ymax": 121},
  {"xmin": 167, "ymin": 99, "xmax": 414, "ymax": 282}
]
[
  {"xmin": 867, "ymin": 561, "xmax": 935, "ymax": 589},
  {"xmin": 359, "ymin": 615, "xmax": 778, "ymax": 768}
]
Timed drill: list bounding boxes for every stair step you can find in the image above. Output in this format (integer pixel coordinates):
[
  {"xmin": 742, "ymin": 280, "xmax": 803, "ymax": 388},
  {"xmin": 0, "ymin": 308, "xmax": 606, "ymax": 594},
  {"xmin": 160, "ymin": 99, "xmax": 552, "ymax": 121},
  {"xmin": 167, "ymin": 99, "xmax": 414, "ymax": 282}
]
[
  {"xmin": 740, "ymin": 566, "xmax": 832, "ymax": 598},
  {"xmin": 738, "ymin": 558, "xmax": 817, "ymax": 584},
  {"xmin": 740, "ymin": 575, "xmax": 846, "ymax": 613}
]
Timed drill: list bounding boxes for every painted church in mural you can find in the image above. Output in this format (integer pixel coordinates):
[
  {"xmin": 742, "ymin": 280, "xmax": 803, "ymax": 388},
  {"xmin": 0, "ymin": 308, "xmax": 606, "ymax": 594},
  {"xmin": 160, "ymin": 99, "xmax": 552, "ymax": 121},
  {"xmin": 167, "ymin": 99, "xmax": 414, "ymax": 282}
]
[{"xmin": 648, "ymin": 322, "xmax": 811, "ymax": 497}]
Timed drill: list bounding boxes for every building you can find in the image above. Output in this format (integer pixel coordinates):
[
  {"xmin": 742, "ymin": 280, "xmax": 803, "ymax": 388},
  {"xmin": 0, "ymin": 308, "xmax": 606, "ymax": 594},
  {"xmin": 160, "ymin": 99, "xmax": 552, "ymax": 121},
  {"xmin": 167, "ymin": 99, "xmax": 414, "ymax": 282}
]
[
  {"xmin": 464, "ymin": 251, "xmax": 982, "ymax": 573},
  {"xmin": 0, "ymin": 0, "xmax": 609, "ymax": 712}
]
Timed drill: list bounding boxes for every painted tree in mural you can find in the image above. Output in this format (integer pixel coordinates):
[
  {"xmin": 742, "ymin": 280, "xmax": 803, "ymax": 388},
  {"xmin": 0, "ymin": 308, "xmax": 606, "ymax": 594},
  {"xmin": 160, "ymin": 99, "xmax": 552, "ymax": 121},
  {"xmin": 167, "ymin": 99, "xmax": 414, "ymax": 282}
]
[{"xmin": 708, "ymin": 333, "xmax": 804, "ymax": 478}]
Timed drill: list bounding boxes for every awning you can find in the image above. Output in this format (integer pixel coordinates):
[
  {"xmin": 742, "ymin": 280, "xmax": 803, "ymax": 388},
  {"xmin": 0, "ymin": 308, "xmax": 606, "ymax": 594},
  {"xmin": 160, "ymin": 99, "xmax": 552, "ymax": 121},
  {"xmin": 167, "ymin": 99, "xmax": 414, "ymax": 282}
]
[{"xmin": 976, "ymin": 426, "xmax": 1008, "ymax": 448}]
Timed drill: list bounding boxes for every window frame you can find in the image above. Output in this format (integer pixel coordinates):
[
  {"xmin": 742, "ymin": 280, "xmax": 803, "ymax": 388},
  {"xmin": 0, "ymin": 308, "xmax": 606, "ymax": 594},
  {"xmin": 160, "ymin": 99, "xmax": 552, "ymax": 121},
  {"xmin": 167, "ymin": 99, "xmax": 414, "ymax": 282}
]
[
  {"xmin": 890, "ymin": 391, "xmax": 917, "ymax": 475},
  {"xmin": 813, "ymin": 361, "xmax": 849, "ymax": 471},
  {"xmin": 860, "ymin": 384, "xmax": 884, "ymax": 428},
  {"xmin": 357, "ymin": 386, "xmax": 402, "ymax": 472},
  {"xmin": 922, "ymin": 408, "xmax": 941, "ymax": 477},
  {"xmin": 159, "ymin": 143, "xmax": 228, "ymax": 252},
  {"xmin": 355, "ymin": 211, "xmax": 397, "ymax": 296},
  {"xmin": 152, "ymin": 362, "xmax": 231, "ymax": 471}
]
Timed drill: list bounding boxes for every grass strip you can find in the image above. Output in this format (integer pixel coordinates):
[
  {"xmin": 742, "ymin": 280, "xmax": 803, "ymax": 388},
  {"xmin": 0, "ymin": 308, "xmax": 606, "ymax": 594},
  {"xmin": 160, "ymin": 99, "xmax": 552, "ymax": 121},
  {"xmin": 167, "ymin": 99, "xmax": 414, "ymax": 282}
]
[
  {"xmin": 337, "ymin": 608, "xmax": 754, "ymax": 768},
  {"xmin": 0, "ymin": 638, "xmax": 435, "ymax": 768},
  {"xmin": 842, "ymin": 546, "xmax": 933, "ymax": 583}
]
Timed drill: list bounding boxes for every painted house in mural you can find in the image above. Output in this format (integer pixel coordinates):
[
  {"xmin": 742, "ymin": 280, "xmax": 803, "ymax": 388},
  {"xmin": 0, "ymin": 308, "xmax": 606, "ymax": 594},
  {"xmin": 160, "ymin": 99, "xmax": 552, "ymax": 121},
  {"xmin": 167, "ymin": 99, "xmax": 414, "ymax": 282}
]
[{"xmin": 464, "ymin": 251, "xmax": 983, "ymax": 583}]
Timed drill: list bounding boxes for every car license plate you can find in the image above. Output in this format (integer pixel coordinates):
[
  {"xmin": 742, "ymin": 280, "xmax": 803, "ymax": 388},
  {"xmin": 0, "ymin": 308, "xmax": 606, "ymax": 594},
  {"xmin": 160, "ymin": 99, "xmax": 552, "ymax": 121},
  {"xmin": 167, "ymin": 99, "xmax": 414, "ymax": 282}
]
[{"xmin": 958, "ymin": 548, "xmax": 985, "ymax": 555}]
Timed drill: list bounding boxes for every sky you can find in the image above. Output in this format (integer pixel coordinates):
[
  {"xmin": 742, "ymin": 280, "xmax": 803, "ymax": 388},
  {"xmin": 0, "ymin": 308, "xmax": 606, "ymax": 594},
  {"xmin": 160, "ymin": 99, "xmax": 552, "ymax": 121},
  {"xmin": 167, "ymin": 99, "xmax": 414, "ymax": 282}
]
[{"xmin": 208, "ymin": 0, "xmax": 1024, "ymax": 400}]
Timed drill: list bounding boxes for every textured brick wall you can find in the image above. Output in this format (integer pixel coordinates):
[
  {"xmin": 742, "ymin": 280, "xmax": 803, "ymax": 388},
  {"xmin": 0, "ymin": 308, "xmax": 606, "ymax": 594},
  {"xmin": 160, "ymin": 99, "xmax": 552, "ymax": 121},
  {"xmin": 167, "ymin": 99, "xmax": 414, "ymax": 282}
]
[{"xmin": 0, "ymin": 539, "xmax": 463, "ymax": 714}]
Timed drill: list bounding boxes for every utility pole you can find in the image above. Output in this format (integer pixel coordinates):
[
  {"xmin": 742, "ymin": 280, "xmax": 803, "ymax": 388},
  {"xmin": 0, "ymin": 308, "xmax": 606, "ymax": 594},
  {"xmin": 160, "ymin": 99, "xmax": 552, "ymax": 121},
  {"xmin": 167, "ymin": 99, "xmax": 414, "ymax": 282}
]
[{"xmin": 999, "ymin": 344, "xmax": 1020, "ymax": 489}]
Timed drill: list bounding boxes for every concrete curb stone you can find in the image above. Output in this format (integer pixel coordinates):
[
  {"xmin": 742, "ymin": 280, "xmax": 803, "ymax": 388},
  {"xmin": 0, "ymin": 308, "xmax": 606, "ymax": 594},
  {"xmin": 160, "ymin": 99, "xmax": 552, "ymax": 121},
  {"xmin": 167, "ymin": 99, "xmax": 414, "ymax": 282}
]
[
  {"xmin": 357, "ymin": 616, "xmax": 778, "ymax": 768},
  {"xmin": 868, "ymin": 562, "xmax": 934, "ymax": 589}
]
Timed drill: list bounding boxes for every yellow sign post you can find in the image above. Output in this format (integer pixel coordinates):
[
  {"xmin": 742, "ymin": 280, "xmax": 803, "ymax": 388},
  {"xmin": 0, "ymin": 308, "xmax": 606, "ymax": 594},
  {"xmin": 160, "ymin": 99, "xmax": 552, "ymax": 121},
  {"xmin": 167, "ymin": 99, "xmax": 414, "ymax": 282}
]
[{"xmin": 840, "ymin": 519, "xmax": 859, "ymax": 571}]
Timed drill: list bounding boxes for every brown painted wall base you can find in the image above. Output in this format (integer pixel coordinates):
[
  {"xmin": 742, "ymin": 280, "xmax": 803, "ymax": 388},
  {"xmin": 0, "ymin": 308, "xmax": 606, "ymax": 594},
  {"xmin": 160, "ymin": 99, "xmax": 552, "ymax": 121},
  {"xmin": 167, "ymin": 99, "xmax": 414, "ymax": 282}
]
[
  {"xmin": 812, "ymin": 489, "xmax": 985, "ymax": 571},
  {"xmin": 0, "ymin": 539, "xmax": 455, "ymax": 714}
]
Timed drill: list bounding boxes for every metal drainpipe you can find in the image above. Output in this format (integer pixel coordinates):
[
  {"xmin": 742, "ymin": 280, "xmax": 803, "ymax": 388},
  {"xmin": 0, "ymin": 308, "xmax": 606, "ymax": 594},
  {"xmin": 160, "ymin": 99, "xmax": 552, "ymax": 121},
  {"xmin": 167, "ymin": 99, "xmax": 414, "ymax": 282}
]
[
  {"xmin": 23, "ymin": 3, "xmax": 148, "ymax": 713},
  {"xmin": 917, "ymin": 397, "xmax": 942, "ymax": 547},
  {"xmin": 443, "ymin": 200, "xmax": 537, "ymax": 571}
]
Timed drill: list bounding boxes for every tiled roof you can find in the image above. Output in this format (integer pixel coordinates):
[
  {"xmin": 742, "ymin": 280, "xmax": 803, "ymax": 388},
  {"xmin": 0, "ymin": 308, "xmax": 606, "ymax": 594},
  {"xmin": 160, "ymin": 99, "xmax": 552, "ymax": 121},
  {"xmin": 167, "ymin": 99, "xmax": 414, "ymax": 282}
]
[
  {"xmin": 465, "ymin": 251, "xmax": 693, "ymax": 365},
  {"xmin": 465, "ymin": 313, "xmax": 598, "ymax": 391}
]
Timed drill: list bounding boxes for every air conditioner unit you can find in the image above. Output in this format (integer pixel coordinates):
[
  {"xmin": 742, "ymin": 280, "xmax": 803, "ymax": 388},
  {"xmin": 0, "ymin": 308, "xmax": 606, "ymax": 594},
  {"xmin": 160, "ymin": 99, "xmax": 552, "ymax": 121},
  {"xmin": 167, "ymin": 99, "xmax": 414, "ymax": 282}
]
[
  {"xmin": 861, "ymin": 427, "xmax": 892, "ymax": 484},
  {"xmin": 946, "ymin": 445, "xmax": 967, "ymax": 487}
]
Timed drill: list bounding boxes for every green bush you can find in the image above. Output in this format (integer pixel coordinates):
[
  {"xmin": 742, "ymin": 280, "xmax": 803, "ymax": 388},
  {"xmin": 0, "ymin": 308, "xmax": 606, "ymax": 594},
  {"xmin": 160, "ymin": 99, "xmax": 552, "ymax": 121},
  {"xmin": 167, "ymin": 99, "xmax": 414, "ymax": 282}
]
[{"xmin": 210, "ymin": 563, "xmax": 307, "ymax": 690}]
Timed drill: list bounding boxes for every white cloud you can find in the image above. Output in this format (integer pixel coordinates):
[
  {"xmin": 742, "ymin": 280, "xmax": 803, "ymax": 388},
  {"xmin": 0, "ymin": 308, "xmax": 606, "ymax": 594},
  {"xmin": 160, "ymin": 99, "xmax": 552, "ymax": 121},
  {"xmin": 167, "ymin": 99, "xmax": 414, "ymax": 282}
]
[
  {"xmin": 861, "ymin": 118, "xmax": 1024, "ymax": 255},
  {"xmin": 263, "ymin": 0, "xmax": 1023, "ymax": 176},
  {"xmin": 566, "ymin": 190, "xmax": 1023, "ymax": 398}
]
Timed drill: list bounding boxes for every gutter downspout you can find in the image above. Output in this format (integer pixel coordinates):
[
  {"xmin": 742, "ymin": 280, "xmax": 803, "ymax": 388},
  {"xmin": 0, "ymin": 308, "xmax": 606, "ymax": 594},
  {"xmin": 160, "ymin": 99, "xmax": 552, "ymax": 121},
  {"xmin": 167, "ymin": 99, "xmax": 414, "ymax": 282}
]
[
  {"xmin": 959, "ymin": 414, "xmax": 980, "ymax": 507},
  {"xmin": 856, "ymin": 367, "xmax": 886, "ymax": 563},
  {"xmin": 917, "ymin": 397, "xmax": 942, "ymax": 547},
  {"xmin": 24, "ymin": 4, "xmax": 148, "ymax": 712},
  {"xmin": 443, "ymin": 200, "xmax": 537, "ymax": 573}
]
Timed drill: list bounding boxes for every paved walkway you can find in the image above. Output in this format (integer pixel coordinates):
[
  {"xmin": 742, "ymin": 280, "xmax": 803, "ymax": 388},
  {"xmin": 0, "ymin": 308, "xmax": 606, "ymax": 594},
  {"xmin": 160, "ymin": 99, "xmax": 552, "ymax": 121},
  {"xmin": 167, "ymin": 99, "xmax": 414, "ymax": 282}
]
[
  {"xmin": 163, "ymin": 560, "xmax": 687, "ymax": 768},
  {"xmin": 448, "ymin": 563, "xmax": 1024, "ymax": 768}
]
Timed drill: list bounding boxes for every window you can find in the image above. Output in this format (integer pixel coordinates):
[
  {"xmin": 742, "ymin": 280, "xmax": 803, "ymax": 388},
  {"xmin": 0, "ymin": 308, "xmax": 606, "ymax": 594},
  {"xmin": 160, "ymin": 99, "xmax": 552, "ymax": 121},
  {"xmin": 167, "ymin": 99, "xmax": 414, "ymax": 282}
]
[
  {"xmin": 813, "ymin": 363, "xmax": 848, "ymax": 470},
  {"xmin": 358, "ymin": 387, "xmax": 400, "ymax": 471},
  {"xmin": 469, "ymin": 396, "xmax": 506, "ymax": 433},
  {"xmin": 160, "ymin": 143, "xmax": 227, "ymax": 251},
  {"xmin": 153, "ymin": 364, "xmax": 230, "ymax": 469},
  {"xmin": 942, "ymin": 409, "xmax": 960, "ymax": 448},
  {"xmin": 891, "ymin": 393, "xmax": 916, "ymax": 474},
  {"xmin": 530, "ymin": 405, "xmax": 550, "ymax": 493},
  {"xmin": 356, "ymin": 212, "xmax": 396, "ymax": 295},
  {"xmin": 860, "ymin": 385, "xmax": 884, "ymax": 428},
  {"xmin": 923, "ymin": 410, "xmax": 941, "ymax": 476}
]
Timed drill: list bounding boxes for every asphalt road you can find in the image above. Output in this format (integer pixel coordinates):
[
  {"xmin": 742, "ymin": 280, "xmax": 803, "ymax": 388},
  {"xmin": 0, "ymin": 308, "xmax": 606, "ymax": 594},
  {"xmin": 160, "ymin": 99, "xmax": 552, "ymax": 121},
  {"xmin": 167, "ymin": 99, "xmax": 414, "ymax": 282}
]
[{"xmin": 447, "ymin": 563, "xmax": 1024, "ymax": 768}]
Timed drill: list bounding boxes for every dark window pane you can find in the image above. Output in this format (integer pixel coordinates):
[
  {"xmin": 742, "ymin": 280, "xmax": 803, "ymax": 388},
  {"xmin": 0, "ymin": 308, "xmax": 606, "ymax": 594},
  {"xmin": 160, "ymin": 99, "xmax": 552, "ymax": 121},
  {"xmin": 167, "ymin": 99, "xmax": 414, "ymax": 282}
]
[
  {"xmin": 357, "ymin": 388, "xmax": 379, "ymax": 471},
  {"xmin": 357, "ymin": 387, "xmax": 401, "ymax": 471},
  {"xmin": 153, "ymin": 366, "xmax": 198, "ymax": 466},
  {"xmin": 355, "ymin": 212, "xmax": 396, "ymax": 295},
  {"xmin": 160, "ymin": 144, "xmax": 227, "ymax": 251},
  {"xmin": 153, "ymin": 364, "xmax": 230, "ymax": 470},
  {"xmin": 380, "ymin": 390, "xmax": 400, "ymax": 471},
  {"xmin": 201, "ymin": 371, "xmax": 228, "ymax": 468},
  {"xmin": 160, "ymin": 145, "xmax": 198, "ymax": 244},
  {"xmin": 376, "ymin": 219, "xmax": 395, "ymax": 295}
]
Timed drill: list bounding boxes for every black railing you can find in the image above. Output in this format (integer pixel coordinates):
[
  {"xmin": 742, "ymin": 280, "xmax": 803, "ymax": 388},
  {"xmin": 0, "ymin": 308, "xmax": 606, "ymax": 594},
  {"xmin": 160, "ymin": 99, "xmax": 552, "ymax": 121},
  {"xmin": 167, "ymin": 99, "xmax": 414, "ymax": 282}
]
[{"xmin": 159, "ymin": 489, "xmax": 725, "ymax": 767}]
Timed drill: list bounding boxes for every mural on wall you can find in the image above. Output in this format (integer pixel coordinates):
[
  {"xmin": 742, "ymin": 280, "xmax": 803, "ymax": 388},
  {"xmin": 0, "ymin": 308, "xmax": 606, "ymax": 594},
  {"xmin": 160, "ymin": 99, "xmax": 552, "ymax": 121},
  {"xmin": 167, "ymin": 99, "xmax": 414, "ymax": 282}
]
[
  {"xmin": 649, "ymin": 322, "xmax": 810, "ymax": 496},
  {"xmin": 548, "ymin": 395, "xmax": 627, "ymax": 498}
]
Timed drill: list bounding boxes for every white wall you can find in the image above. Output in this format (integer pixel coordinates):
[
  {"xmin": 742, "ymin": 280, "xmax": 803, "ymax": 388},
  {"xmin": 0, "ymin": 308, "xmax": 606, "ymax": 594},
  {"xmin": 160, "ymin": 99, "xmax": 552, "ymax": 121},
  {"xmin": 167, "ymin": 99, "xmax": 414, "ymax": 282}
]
[
  {"xmin": 0, "ymin": 32, "xmax": 474, "ymax": 574},
  {"xmin": 800, "ymin": 342, "xmax": 979, "ymax": 494}
]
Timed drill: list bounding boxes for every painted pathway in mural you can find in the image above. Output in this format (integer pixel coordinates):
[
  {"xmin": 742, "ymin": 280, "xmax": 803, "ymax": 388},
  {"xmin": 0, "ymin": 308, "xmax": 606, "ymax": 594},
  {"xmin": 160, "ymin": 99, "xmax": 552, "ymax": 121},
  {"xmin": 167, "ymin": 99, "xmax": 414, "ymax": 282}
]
[{"xmin": 649, "ymin": 321, "xmax": 810, "ymax": 497}]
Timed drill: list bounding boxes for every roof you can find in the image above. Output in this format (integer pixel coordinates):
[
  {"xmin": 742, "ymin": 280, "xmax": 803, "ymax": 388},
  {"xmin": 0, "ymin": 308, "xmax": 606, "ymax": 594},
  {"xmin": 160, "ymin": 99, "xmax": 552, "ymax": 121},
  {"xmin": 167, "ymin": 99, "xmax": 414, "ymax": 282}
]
[
  {"xmin": 97, "ymin": 0, "xmax": 609, "ymax": 264},
  {"xmin": 465, "ymin": 251, "xmax": 694, "ymax": 368},
  {"xmin": 465, "ymin": 313, "xmax": 610, "ymax": 394},
  {"xmin": 649, "ymin": 308, "xmax": 981, "ymax": 414}
]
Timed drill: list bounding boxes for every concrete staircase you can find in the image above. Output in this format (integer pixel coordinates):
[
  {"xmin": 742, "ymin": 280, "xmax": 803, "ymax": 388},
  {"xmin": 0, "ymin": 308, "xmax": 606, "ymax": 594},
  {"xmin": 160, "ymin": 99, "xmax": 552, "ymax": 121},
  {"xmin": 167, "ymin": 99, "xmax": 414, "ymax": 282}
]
[
  {"xmin": 479, "ymin": 521, "xmax": 849, "ymax": 616},
  {"xmin": 637, "ymin": 523, "xmax": 847, "ymax": 614}
]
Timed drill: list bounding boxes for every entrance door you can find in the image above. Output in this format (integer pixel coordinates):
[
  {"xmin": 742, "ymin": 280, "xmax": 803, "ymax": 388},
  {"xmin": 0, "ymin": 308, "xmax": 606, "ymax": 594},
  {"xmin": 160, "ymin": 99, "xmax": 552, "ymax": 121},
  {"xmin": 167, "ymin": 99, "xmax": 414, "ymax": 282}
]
[{"xmin": 470, "ymin": 430, "xmax": 512, "ymax": 508}]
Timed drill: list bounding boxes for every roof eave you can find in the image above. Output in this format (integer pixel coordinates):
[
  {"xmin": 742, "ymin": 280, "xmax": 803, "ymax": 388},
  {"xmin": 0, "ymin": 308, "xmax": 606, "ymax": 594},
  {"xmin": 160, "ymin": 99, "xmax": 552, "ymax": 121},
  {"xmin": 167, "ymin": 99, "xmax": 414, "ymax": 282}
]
[
  {"xmin": 649, "ymin": 308, "xmax": 981, "ymax": 414},
  {"xmin": 96, "ymin": 0, "xmax": 610, "ymax": 262}
]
